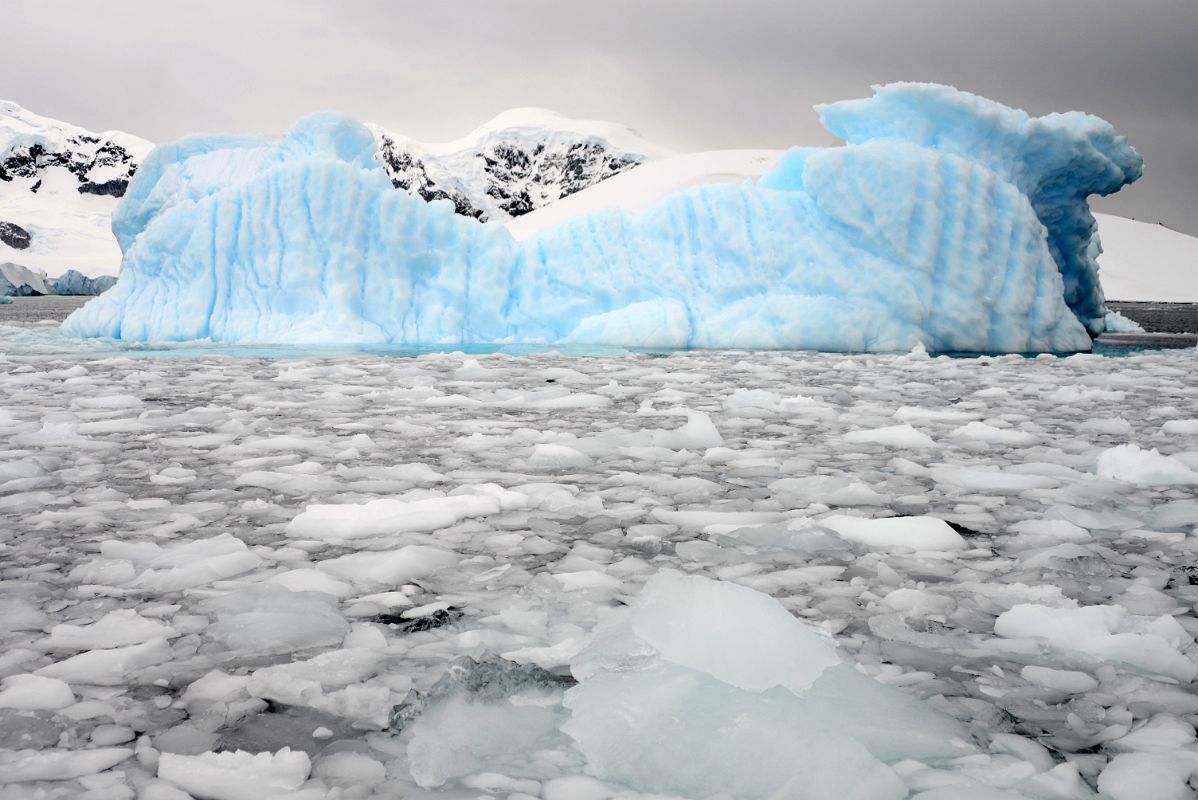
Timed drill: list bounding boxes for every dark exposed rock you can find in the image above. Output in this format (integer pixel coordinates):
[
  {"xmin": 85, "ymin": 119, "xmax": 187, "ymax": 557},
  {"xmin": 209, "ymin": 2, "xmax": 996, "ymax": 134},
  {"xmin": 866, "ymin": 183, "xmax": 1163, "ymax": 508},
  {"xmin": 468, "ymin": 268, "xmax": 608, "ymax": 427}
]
[
  {"xmin": 78, "ymin": 179, "xmax": 128, "ymax": 197},
  {"xmin": 480, "ymin": 140, "xmax": 641, "ymax": 219},
  {"xmin": 0, "ymin": 221, "xmax": 31, "ymax": 249}
]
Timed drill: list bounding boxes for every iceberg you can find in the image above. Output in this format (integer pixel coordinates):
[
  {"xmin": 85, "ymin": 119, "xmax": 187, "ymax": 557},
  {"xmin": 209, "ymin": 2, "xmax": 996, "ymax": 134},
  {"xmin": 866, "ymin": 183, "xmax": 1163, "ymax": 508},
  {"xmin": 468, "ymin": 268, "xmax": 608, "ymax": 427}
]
[
  {"xmin": 50, "ymin": 269, "xmax": 117, "ymax": 296},
  {"xmin": 62, "ymin": 84, "xmax": 1141, "ymax": 352}
]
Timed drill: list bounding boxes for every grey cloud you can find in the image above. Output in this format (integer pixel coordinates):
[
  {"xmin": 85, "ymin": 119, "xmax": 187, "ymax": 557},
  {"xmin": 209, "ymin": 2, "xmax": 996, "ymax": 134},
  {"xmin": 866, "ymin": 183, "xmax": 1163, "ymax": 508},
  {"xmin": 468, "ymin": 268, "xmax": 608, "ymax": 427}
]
[{"xmin": 2, "ymin": 0, "xmax": 1195, "ymax": 233}]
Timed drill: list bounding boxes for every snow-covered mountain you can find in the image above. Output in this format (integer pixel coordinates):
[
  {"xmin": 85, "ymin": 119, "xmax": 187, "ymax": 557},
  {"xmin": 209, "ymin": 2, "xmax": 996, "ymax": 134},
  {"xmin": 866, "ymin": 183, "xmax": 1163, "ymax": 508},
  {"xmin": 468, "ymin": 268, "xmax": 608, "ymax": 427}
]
[
  {"xmin": 0, "ymin": 101, "xmax": 152, "ymax": 279},
  {"xmin": 369, "ymin": 108, "xmax": 671, "ymax": 222}
]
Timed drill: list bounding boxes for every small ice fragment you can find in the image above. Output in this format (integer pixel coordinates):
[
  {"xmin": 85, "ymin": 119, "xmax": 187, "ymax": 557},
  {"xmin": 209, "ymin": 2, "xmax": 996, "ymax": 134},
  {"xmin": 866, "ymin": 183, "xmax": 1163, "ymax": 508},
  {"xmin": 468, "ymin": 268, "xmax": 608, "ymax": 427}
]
[{"xmin": 157, "ymin": 748, "xmax": 311, "ymax": 800}]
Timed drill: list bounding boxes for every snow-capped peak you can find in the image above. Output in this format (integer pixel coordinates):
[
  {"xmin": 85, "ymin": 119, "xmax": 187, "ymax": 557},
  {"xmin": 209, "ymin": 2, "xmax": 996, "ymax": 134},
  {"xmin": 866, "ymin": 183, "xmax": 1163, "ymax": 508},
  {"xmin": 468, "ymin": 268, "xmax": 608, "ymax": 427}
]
[{"xmin": 368, "ymin": 108, "xmax": 672, "ymax": 222}]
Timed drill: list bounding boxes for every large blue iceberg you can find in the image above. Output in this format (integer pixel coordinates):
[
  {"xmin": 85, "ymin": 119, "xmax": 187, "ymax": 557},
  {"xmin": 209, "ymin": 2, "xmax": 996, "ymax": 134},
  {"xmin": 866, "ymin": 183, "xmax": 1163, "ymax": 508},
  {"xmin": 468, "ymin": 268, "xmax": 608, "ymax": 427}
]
[{"xmin": 62, "ymin": 83, "xmax": 1141, "ymax": 352}]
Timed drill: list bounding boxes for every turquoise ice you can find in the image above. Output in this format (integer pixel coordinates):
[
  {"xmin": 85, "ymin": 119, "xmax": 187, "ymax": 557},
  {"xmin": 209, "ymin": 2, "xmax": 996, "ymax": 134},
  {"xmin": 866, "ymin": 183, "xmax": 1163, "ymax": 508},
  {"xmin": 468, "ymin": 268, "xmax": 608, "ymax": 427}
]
[{"xmin": 62, "ymin": 83, "xmax": 1141, "ymax": 352}]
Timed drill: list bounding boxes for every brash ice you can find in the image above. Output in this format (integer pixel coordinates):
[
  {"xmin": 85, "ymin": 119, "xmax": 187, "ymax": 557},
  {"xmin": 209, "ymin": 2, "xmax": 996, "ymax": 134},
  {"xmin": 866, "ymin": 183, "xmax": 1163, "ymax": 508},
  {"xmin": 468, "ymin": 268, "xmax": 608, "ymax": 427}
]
[{"xmin": 62, "ymin": 84, "xmax": 1142, "ymax": 353}]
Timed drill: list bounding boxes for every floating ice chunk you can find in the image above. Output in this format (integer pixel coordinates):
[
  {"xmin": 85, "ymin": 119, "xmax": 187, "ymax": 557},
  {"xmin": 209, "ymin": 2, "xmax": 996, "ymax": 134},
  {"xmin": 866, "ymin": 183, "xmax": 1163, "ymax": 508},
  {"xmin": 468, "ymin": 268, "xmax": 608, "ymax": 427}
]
[
  {"xmin": 246, "ymin": 649, "xmax": 390, "ymax": 724},
  {"xmin": 843, "ymin": 424, "xmax": 935, "ymax": 448},
  {"xmin": 951, "ymin": 421, "xmax": 1039, "ymax": 446},
  {"xmin": 929, "ymin": 466, "xmax": 1058, "ymax": 492},
  {"xmin": 0, "ymin": 747, "xmax": 134, "ymax": 783},
  {"xmin": 1098, "ymin": 752, "xmax": 1198, "ymax": 800},
  {"xmin": 266, "ymin": 568, "xmax": 355, "ymax": 597},
  {"xmin": 205, "ymin": 584, "xmax": 349, "ymax": 657},
  {"xmin": 34, "ymin": 638, "xmax": 174, "ymax": 686},
  {"xmin": 528, "ymin": 443, "xmax": 594, "ymax": 468},
  {"xmin": 0, "ymin": 597, "xmax": 49, "ymax": 632},
  {"xmin": 1109, "ymin": 715, "xmax": 1197, "ymax": 753},
  {"xmin": 1161, "ymin": 419, "xmax": 1198, "ymax": 436},
  {"xmin": 881, "ymin": 588, "xmax": 956, "ymax": 618},
  {"xmin": 182, "ymin": 671, "xmax": 264, "ymax": 728},
  {"xmin": 1008, "ymin": 519, "xmax": 1091, "ymax": 543},
  {"xmin": 1096, "ymin": 444, "xmax": 1198, "ymax": 486},
  {"xmin": 895, "ymin": 406, "xmax": 979, "ymax": 423},
  {"xmin": 0, "ymin": 674, "xmax": 75, "ymax": 710},
  {"xmin": 820, "ymin": 515, "xmax": 967, "ymax": 551},
  {"xmin": 46, "ymin": 609, "xmax": 179, "ymax": 651},
  {"xmin": 287, "ymin": 484, "xmax": 529, "ymax": 540},
  {"xmin": 312, "ymin": 751, "xmax": 387, "ymax": 789},
  {"xmin": 315, "ymin": 545, "xmax": 459, "ymax": 590},
  {"xmin": 100, "ymin": 533, "xmax": 263, "ymax": 591},
  {"xmin": 157, "ymin": 748, "xmax": 312, "ymax": 800},
  {"xmin": 403, "ymin": 654, "xmax": 574, "ymax": 787},
  {"xmin": 769, "ymin": 475, "xmax": 889, "ymax": 506},
  {"xmin": 563, "ymin": 572, "xmax": 970, "ymax": 799},
  {"xmin": 1019, "ymin": 665, "xmax": 1098, "ymax": 694},
  {"xmin": 995, "ymin": 604, "xmax": 1197, "ymax": 682}
]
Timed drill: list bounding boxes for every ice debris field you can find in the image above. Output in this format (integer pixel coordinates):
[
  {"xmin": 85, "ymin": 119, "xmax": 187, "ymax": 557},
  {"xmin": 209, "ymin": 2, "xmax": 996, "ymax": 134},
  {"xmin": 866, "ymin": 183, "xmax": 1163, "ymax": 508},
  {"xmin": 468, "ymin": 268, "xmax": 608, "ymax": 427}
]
[
  {"xmin": 62, "ymin": 83, "xmax": 1143, "ymax": 353},
  {"xmin": 3, "ymin": 318, "xmax": 1198, "ymax": 799}
]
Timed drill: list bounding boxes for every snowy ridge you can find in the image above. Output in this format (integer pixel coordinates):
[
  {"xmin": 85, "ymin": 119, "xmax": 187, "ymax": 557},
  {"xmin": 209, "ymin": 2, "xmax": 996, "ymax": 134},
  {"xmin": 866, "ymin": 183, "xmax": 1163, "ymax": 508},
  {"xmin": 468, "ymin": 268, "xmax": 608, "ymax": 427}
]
[
  {"xmin": 64, "ymin": 84, "xmax": 1139, "ymax": 352},
  {"xmin": 369, "ymin": 108, "xmax": 667, "ymax": 222}
]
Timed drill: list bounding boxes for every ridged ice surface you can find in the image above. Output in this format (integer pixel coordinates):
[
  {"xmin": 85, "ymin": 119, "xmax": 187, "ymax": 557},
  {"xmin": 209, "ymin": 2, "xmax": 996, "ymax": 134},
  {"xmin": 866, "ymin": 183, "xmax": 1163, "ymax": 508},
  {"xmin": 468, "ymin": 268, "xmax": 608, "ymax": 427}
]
[{"xmin": 61, "ymin": 84, "xmax": 1141, "ymax": 353}]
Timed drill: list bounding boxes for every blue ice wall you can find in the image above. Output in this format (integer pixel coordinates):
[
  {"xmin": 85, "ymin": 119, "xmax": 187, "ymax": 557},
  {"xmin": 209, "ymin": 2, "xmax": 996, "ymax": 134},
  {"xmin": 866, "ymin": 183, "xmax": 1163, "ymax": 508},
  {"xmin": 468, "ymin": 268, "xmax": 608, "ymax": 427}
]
[
  {"xmin": 817, "ymin": 83, "xmax": 1143, "ymax": 334},
  {"xmin": 63, "ymin": 84, "xmax": 1141, "ymax": 352}
]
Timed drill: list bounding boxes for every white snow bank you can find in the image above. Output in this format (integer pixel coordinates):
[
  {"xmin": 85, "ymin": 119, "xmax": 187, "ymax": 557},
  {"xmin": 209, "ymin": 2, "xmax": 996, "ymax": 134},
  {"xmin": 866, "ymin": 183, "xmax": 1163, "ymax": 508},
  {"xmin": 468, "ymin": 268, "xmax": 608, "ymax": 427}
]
[{"xmin": 1093, "ymin": 213, "xmax": 1198, "ymax": 302}]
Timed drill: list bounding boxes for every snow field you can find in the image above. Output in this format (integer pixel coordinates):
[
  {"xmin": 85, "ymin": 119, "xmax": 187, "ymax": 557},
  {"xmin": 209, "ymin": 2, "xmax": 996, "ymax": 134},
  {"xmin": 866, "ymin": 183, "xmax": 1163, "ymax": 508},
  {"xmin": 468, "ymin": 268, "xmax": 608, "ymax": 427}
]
[{"xmin": 1, "ymin": 328, "xmax": 1198, "ymax": 797}]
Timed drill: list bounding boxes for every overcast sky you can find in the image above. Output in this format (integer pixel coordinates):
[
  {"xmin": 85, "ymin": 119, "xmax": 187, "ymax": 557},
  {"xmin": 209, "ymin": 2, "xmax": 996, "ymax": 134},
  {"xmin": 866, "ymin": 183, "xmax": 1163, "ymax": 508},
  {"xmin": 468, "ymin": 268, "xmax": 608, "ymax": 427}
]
[{"xmin": 4, "ymin": 0, "xmax": 1195, "ymax": 233}]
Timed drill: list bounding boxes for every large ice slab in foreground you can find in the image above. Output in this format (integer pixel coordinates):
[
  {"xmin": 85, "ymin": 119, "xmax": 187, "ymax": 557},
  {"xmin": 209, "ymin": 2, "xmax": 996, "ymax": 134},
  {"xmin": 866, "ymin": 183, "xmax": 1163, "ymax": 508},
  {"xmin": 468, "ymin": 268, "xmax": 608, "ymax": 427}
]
[
  {"xmin": 563, "ymin": 571, "xmax": 972, "ymax": 799},
  {"xmin": 63, "ymin": 84, "xmax": 1141, "ymax": 352}
]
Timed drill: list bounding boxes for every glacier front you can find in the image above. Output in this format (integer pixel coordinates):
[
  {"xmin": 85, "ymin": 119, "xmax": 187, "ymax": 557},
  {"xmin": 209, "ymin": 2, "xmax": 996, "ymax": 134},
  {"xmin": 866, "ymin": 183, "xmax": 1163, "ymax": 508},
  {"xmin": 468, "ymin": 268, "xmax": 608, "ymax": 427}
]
[{"xmin": 62, "ymin": 83, "xmax": 1142, "ymax": 353}]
